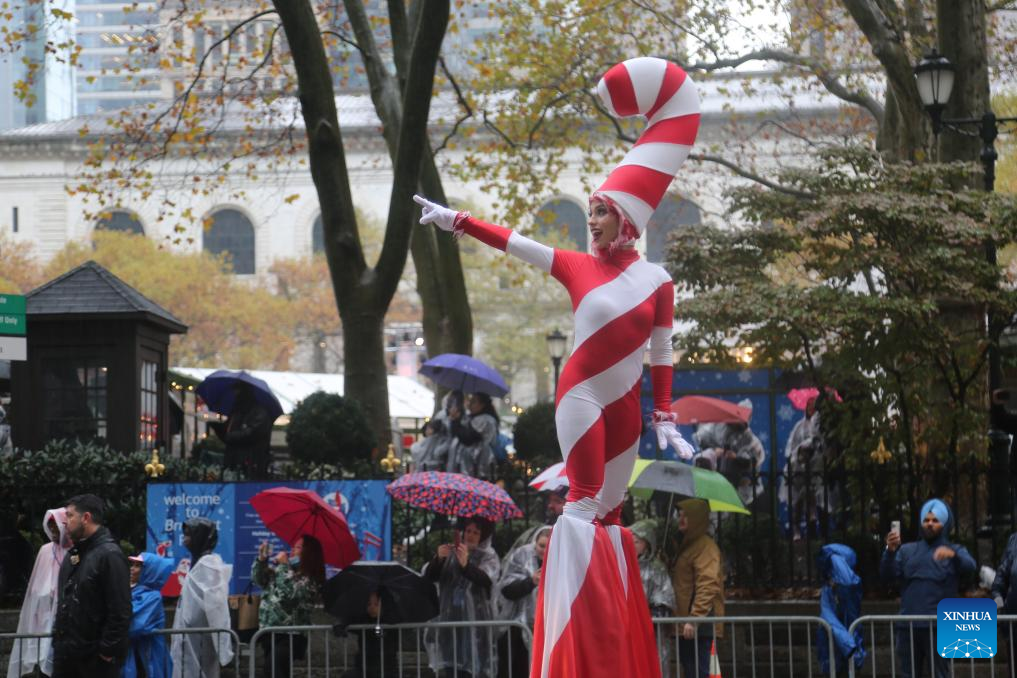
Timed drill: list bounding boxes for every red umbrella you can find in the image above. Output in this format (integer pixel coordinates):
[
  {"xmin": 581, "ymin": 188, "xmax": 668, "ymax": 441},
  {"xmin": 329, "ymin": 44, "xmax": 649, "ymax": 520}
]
[
  {"xmin": 249, "ymin": 487, "xmax": 361, "ymax": 568},
  {"xmin": 670, "ymin": 395, "xmax": 752, "ymax": 425}
]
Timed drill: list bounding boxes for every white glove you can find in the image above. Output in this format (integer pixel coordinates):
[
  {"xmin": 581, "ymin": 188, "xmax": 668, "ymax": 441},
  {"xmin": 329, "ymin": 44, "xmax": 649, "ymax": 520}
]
[
  {"xmin": 995, "ymin": 595, "xmax": 1005, "ymax": 610},
  {"xmin": 413, "ymin": 194, "xmax": 460, "ymax": 232},
  {"xmin": 653, "ymin": 411, "xmax": 695, "ymax": 460}
]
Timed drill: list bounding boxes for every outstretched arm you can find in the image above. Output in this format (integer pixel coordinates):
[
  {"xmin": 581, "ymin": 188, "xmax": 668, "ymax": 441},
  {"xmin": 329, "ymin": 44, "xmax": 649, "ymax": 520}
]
[{"xmin": 414, "ymin": 195, "xmax": 554, "ymax": 273}]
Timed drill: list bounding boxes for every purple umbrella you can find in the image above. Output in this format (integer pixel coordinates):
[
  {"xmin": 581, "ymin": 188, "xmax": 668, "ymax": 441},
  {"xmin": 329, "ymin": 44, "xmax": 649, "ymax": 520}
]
[
  {"xmin": 387, "ymin": 472, "xmax": 523, "ymax": 521},
  {"xmin": 196, "ymin": 369, "xmax": 284, "ymax": 420},
  {"xmin": 419, "ymin": 353, "xmax": 509, "ymax": 397}
]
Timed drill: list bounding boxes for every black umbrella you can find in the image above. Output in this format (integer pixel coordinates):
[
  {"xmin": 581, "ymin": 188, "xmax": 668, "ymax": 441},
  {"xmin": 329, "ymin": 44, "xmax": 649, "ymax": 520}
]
[{"xmin": 324, "ymin": 561, "xmax": 438, "ymax": 628}]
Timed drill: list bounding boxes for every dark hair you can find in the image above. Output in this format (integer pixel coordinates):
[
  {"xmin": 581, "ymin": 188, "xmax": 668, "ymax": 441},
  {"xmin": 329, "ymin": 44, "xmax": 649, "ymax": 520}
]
[
  {"xmin": 459, "ymin": 516, "xmax": 494, "ymax": 543},
  {"xmin": 298, "ymin": 535, "xmax": 326, "ymax": 587},
  {"xmin": 470, "ymin": 392, "xmax": 499, "ymax": 425},
  {"xmin": 66, "ymin": 494, "xmax": 104, "ymax": 525}
]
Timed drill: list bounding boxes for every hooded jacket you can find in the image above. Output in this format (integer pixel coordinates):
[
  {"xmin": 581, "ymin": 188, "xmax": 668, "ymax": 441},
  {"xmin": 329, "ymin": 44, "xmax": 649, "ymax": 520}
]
[
  {"xmin": 879, "ymin": 499, "xmax": 976, "ymax": 626},
  {"xmin": 991, "ymin": 532, "xmax": 1017, "ymax": 614},
  {"xmin": 123, "ymin": 553, "xmax": 175, "ymax": 678},
  {"xmin": 816, "ymin": 544, "xmax": 866, "ymax": 673},
  {"xmin": 7, "ymin": 508, "xmax": 72, "ymax": 678},
  {"xmin": 170, "ymin": 518, "xmax": 233, "ymax": 678},
  {"xmin": 52, "ymin": 525, "xmax": 132, "ymax": 663},
  {"xmin": 671, "ymin": 500, "xmax": 725, "ymax": 636}
]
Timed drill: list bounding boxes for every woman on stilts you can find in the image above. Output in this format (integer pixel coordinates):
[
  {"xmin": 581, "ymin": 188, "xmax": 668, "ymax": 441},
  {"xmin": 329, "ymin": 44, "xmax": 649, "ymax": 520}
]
[{"xmin": 415, "ymin": 56, "xmax": 700, "ymax": 678}]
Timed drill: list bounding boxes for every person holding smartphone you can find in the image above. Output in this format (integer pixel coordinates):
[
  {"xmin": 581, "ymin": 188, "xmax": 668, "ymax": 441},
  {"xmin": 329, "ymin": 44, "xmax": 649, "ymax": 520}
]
[
  {"xmin": 880, "ymin": 499, "xmax": 976, "ymax": 678},
  {"xmin": 423, "ymin": 517, "xmax": 501, "ymax": 677}
]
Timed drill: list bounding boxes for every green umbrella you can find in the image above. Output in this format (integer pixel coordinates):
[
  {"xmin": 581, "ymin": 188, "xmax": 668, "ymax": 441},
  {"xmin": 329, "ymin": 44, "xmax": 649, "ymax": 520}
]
[{"xmin": 628, "ymin": 459, "xmax": 750, "ymax": 515}]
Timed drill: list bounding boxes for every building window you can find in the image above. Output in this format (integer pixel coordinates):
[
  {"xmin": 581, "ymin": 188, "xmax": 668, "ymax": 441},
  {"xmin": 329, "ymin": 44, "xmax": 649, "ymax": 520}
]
[
  {"xmin": 645, "ymin": 196, "xmax": 702, "ymax": 263},
  {"xmin": 535, "ymin": 198, "xmax": 587, "ymax": 249},
  {"xmin": 140, "ymin": 360, "xmax": 159, "ymax": 450},
  {"xmin": 96, "ymin": 210, "xmax": 144, "ymax": 235},
  {"xmin": 204, "ymin": 208, "xmax": 256, "ymax": 274},
  {"xmin": 312, "ymin": 215, "xmax": 324, "ymax": 254},
  {"xmin": 43, "ymin": 360, "xmax": 108, "ymax": 442}
]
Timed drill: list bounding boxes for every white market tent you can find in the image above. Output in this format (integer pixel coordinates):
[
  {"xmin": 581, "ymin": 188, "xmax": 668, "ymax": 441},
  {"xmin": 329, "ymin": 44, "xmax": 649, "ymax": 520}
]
[{"xmin": 169, "ymin": 366, "xmax": 436, "ymax": 420}]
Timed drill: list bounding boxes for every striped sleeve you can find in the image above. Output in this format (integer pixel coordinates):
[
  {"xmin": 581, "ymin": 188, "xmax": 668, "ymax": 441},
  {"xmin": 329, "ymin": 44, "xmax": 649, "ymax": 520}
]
[
  {"xmin": 457, "ymin": 216, "xmax": 554, "ymax": 273},
  {"xmin": 649, "ymin": 280, "xmax": 675, "ymax": 413}
]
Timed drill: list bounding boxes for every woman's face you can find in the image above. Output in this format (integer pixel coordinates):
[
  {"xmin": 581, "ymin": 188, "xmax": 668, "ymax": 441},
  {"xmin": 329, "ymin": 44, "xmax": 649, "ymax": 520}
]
[
  {"xmin": 466, "ymin": 394, "xmax": 484, "ymax": 415},
  {"xmin": 633, "ymin": 535, "xmax": 649, "ymax": 557},
  {"xmin": 588, "ymin": 199, "xmax": 621, "ymax": 249},
  {"xmin": 293, "ymin": 538, "xmax": 304, "ymax": 559},
  {"xmin": 463, "ymin": 522, "xmax": 483, "ymax": 549},
  {"xmin": 534, "ymin": 533, "xmax": 549, "ymax": 561}
]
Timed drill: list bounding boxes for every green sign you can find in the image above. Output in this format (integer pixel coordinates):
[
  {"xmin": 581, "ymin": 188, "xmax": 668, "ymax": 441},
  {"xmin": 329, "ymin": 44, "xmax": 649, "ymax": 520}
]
[
  {"xmin": 0, "ymin": 313, "xmax": 25, "ymax": 336},
  {"xmin": 0, "ymin": 294, "xmax": 25, "ymax": 315}
]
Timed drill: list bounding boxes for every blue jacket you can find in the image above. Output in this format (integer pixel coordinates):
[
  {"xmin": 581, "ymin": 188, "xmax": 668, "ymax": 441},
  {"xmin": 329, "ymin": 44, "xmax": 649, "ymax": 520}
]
[
  {"xmin": 816, "ymin": 544, "xmax": 865, "ymax": 673},
  {"xmin": 122, "ymin": 553, "xmax": 175, "ymax": 678},
  {"xmin": 879, "ymin": 508, "xmax": 976, "ymax": 626},
  {"xmin": 992, "ymin": 532, "xmax": 1017, "ymax": 614}
]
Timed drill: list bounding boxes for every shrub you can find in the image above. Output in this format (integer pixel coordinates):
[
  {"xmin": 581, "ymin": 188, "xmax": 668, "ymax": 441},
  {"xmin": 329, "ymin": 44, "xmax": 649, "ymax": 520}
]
[
  {"xmin": 286, "ymin": 391, "xmax": 377, "ymax": 471},
  {"xmin": 511, "ymin": 400, "xmax": 560, "ymax": 468}
]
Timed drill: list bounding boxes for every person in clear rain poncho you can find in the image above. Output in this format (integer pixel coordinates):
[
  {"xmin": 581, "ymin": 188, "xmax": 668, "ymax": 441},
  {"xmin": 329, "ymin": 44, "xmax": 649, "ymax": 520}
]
[
  {"xmin": 495, "ymin": 526, "xmax": 551, "ymax": 678},
  {"xmin": 630, "ymin": 518, "xmax": 676, "ymax": 678},
  {"xmin": 170, "ymin": 518, "xmax": 233, "ymax": 678},
  {"xmin": 7, "ymin": 508, "xmax": 72, "ymax": 678},
  {"xmin": 411, "ymin": 392, "xmax": 460, "ymax": 472},
  {"xmin": 423, "ymin": 516, "xmax": 501, "ymax": 677},
  {"xmin": 445, "ymin": 393, "xmax": 500, "ymax": 480}
]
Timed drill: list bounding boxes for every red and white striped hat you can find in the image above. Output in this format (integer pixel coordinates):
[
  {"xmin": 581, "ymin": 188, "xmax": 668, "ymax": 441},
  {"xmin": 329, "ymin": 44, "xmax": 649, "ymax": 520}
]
[{"xmin": 592, "ymin": 57, "xmax": 700, "ymax": 236}]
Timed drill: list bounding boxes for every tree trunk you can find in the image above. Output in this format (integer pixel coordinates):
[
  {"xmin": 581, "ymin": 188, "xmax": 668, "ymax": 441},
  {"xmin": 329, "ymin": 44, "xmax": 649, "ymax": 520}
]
[
  {"xmin": 937, "ymin": 0, "xmax": 990, "ymax": 166},
  {"xmin": 341, "ymin": 305, "xmax": 389, "ymax": 455}
]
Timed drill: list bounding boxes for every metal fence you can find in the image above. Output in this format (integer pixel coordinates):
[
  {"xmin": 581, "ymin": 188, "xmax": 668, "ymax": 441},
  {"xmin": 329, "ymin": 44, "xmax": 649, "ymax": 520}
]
[
  {"xmin": 847, "ymin": 615, "xmax": 1017, "ymax": 678},
  {"xmin": 652, "ymin": 615, "xmax": 838, "ymax": 678},
  {"xmin": 1, "ymin": 627, "xmax": 241, "ymax": 678},
  {"xmin": 247, "ymin": 620, "xmax": 532, "ymax": 677}
]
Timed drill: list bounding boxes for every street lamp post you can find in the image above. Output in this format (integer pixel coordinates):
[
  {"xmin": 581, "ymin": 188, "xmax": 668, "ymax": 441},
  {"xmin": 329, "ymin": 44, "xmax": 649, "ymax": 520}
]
[
  {"xmin": 545, "ymin": 328, "xmax": 567, "ymax": 397},
  {"xmin": 915, "ymin": 51, "xmax": 1017, "ymax": 528}
]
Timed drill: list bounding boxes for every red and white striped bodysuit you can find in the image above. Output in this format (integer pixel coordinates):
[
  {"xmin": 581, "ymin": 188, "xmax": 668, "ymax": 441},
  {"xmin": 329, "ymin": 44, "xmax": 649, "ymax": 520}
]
[{"xmin": 454, "ymin": 214, "xmax": 673, "ymax": 677}]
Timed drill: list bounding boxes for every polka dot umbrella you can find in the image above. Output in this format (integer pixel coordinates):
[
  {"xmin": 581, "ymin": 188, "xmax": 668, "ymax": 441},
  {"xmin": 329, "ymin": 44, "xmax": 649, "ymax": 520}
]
[{"xmin": 387, "ymin": 471, "xmax": 523, "ymax": 521}]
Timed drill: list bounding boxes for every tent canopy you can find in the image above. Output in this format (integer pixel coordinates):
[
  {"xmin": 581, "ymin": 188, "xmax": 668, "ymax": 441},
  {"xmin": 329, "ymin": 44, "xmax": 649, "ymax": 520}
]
[{"xmin": 169, "ymin": 367, "xmax": 435, "ymax": 420}]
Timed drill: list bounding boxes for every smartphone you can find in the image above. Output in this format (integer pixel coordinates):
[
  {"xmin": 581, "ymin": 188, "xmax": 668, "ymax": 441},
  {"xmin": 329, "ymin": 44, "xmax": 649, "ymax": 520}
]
[{"xmin": 890, "ymin": 520, "xmax": 901, "ymax": 536}]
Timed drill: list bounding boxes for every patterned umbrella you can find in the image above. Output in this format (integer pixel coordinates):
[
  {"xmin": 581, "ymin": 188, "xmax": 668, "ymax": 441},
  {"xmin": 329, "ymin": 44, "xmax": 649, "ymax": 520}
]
[
  {"xmin": 628, "ymin": 459, "xmax": 749, "ymax": 514},
  {"xmin": 387, "ymin": 471, "xmax": 523, "ymax": 521}
]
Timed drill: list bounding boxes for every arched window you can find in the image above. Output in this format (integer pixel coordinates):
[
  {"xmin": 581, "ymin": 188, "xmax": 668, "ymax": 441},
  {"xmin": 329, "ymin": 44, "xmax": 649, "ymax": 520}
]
[
  {"xmin": 312, "ymin": 215, "xmax": 324, "ymax": 254},
  {"xmin": 645, "ymin": 196, "xmax": 702, "ymax": 263},
  {"xmin": 535, "ymin": 198, "xmax": 586, "ymax": 249},
  {"xmin": 95, "ymin": 210, "xmax": 144, "ymax": 235},
  {"xmin": 203, "ymin": 208, "xmax": 256, "ymax": 274}
]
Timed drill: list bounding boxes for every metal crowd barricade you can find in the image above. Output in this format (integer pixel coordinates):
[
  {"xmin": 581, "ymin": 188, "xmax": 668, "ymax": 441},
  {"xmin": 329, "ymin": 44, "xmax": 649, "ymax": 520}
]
[
  {"xmin": 847, "ymin": 615, "xmax": 1017, "ymax": 678},
  {"xmin": 248, "ymin": 619, "xmax": 533, "ymax": 678},
  {"xmin": 651, "ymin": 615, "xmax": 838, "ymax": 678},
  {"xmin": 1, "ymin": 631, "xmax": 52, "ymax": 676},
  {"xmin": 0, "ymin": 627, "xmax": 240, "ymax": 678}
]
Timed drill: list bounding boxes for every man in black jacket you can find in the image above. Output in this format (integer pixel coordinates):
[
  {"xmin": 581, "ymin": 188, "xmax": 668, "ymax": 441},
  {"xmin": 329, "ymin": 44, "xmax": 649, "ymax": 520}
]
[
  {"xmin": 51, "ymin": 494, "xmax": 131, "ymax": 678},
  {"xmin": 210, "ymin": 381, "xmax": 273, "ymax": 479}
]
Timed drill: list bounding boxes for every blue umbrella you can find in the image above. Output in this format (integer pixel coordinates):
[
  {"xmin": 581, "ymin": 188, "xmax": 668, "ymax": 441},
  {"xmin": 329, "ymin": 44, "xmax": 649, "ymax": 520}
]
[
  {"xmin": 195, "ymin": 370, "xmax": 284, "ymax": 420},
  {"xmin": 419, "ymin": 353, "xmax": 509, "ymax": 397}
]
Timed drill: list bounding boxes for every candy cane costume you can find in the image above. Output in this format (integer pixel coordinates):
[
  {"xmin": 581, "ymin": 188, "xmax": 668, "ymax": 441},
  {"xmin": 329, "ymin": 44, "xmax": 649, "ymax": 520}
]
[{"xmin": 416, "ymin": 57, "xmax": 700, "ymax": 678}]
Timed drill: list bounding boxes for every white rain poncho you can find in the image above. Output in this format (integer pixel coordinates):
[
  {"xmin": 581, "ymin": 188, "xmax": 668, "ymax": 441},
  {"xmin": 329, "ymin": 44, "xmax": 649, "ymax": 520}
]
[
  {"xmin": 7, "ymin": 508, "xmax": 71, "ymax": 678},
  {"xmin": 495, "ymin": 526, "xmax": 551, "ymax": 642},
  {"xmin": 170, "ymin": 519, "xmax": 233, "ymax": 678},
  {"xmin": 423, "ymin": 530, "xmax": 501, "ymax": 676},
  {"xmin": 411, "ymin": 397, "xmax": 455, "ymax": 472},
  {"xmin": 446, "ymin": 412, "xmax": 499, "ymax": 480}
]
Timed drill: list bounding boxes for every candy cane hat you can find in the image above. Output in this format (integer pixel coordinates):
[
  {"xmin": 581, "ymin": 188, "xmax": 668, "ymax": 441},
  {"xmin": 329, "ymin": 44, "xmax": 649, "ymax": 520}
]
[{"xmin": 591, "ymin": 57, "xmax": 700, "ymax": 237}]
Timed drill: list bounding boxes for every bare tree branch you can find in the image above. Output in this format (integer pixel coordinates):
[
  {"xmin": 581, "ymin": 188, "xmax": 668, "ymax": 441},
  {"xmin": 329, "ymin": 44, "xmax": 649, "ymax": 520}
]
[
  {"xmin": 691, "ymin": 153, "xmax": 816, "ymax": 199},
  {"xmin": 434, "ymin": 56, "xmax": 474, "ymax": 153}
]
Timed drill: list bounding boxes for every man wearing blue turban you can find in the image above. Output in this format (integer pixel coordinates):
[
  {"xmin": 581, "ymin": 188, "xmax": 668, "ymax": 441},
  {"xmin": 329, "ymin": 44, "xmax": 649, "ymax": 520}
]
[{"xmin": 880, "ymin": 498, "xmax": 977, "ymax": 678}]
